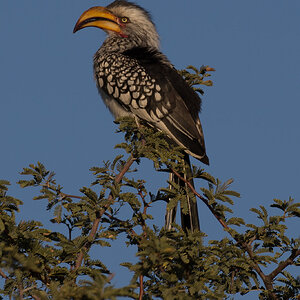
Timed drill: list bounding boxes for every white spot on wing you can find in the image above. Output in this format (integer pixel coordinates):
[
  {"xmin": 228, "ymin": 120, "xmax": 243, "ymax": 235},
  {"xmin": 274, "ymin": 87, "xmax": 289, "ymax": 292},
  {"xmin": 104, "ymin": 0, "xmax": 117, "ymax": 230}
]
[
  {"xmin": 131, "ymin": 99, "xmax": 139, "ymax": 109},
  {"xmin": 132, "ymin": 92, "xmax": 140, "ymax": 99},
  {"xmin": 98, "ymin": 78, "xmax": 104, "ymax": 88},
  {"xmin": 156, "ymin": 107, "xmax": 164, "ymax": 119},
  {"xmin": 113, "ymin": 88, "xmax": 119, "ymax": 98},
  {"xmin": 120, "ymin": 91, "xmax": 131, "ymax": 105},
  {"xmin": 150, "ymin": 110, "xmax": 159, "ymax": 122},
  {"xmin": 107, "ymin": 83, "xmax": 114, "ymax": 95},
  {"xmin": 139, "ymin": 98, "xmax": 148, "ymax": 108},
  {"xmin": 154, "ymin": 92, "xmax": 162, "ymax": 101}
]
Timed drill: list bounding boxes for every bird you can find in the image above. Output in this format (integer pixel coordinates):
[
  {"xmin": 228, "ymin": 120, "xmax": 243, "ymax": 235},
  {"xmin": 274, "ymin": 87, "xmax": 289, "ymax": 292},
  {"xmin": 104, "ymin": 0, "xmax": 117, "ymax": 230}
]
[{"xmin": 73, "ymin": 0, "xmax": 209, "ymax": 232}]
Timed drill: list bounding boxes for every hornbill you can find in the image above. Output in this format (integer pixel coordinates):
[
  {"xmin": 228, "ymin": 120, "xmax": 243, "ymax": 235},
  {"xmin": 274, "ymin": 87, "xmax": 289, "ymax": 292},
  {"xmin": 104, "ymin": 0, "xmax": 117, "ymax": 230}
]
[{"xmin": 74, "ymin": 0, "xmax": 209, "ymax": 232}]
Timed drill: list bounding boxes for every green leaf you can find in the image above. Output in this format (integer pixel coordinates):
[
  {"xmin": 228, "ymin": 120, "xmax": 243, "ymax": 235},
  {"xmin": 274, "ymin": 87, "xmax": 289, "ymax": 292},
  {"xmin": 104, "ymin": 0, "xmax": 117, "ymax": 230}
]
[{"xmin": 227, "ymin": 217, "xmax": 245, "ymax": 226}]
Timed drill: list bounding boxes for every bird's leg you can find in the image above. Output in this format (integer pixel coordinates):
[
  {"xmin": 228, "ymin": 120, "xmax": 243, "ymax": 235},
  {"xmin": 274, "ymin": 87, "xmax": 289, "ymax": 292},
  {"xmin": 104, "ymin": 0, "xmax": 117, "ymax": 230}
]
[
  {"xmin": 180, "ymin": 155, "xmax": 200, "ymax": 232},
  {"xmin": 165, "ymin": 172, "xmax": 178, "ymax": 230}
]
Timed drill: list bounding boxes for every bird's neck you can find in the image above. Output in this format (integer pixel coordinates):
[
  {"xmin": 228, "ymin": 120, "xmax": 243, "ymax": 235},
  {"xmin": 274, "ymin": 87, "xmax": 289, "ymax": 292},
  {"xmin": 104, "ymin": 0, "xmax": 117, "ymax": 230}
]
[{"xmin": 98, "ymin": 35, "xmax": 159, "ymax": 56}]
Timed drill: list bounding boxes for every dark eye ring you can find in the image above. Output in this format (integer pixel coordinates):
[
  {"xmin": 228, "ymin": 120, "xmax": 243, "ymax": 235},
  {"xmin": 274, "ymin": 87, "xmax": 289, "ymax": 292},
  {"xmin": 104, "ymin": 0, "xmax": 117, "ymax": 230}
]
[{"xmin": 121, "ymin": 17, "xmax": 129, "ymax": 23}]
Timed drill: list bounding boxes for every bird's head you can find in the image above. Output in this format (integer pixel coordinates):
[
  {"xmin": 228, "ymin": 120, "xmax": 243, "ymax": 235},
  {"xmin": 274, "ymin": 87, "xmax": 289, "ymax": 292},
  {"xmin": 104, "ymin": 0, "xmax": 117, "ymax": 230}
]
[{"xmin": 73, "ymin": 0, "xmax": 159, "ymax": 50}]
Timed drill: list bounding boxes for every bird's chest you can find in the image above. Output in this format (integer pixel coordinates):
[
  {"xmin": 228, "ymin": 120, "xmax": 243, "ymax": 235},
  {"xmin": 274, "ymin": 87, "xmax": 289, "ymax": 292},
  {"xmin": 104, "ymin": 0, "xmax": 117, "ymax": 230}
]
[{"xmin": 93, "ymin": 53, "xmax": 164, "ymax": 120}]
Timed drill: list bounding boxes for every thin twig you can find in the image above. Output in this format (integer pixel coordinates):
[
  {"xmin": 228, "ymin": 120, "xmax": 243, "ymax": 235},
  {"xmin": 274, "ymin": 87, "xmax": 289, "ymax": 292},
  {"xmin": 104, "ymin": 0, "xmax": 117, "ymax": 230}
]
[
  {"xmin": 247, "ymin": 234, "xmax": 257, "ymax": 247},
  {"xmin": 19, "ymin": 283, "xmax": 24, "ymax": 300},
  {"xmin": 23, "ymin": 285, "xmax": 37, "ymax": 293},
  {"xmin": 0, "ymin": 268, "xmax": 8, "ymax": 279},
  {"xmin": 115, "ymin": 155, "xmax": 137, "ymax": 183},
  {"xmin": 139, "ymin": 275, "xmax": 144, "ymax": 300},
  {"xmin": 107, "ymin": 273, "xmax": 115, "ymax": 282},
  {"xmin": 139, "ymin": 189, "xmax": 151, "ymax": 216},
  {"xmin": 61, "ymin": 193, "xmax": 82, "ymax": 200},
  {"xmin": 75, "ymin": 210, "xmax": 101, "ymax": 270},
  {"xmin": 41, "ymin": 182, "xmax": 82, "ymax": 200},
  {"xmin": 137, "ymin": 184, "xmax": 152, "ymax": 239},
  {"xmin": 230, "ymin": 269, "xmax": 235, "ymax": 294},
  {"xmin": 104, "ymin": 212, "xmax": 138, "ymax": 238}
]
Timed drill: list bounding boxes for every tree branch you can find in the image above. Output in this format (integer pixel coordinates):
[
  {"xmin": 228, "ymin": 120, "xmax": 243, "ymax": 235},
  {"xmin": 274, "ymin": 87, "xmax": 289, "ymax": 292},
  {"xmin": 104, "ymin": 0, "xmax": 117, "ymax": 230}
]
[
  {"xmin": 139, "ymin": 275, "xmax": 144, "ymax": 300},
  {"xmin": 74, "ymin": 154, "xmax": 137, "ymax": 271},
  {"xmin": 0, "ymin": 268, "xmax": 8, "ymax": 279},
  {"xmin": 60, "ymin": 193, "xmax": 82, "ymax": 200},
  {"xmin": 267, "ymin": 248, "xmax": 300, "ymax": 280},
  {"xmin": 171, "ymin": 168, "xmax": 229, "ymax": 229},
  {"xmin": 242, "ymin": 242, "xmax": 277, "ymax": 299},
  {"xmin": 172, "ymin": 168, "xmax": 280, "ymax": 299}
]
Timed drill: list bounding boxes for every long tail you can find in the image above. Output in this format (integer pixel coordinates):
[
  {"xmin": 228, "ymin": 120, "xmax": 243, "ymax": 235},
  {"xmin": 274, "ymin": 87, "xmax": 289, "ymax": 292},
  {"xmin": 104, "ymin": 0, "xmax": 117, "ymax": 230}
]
[{"xmin": 165, "ymin": 153, "xmax": 200, "ymax": 232}]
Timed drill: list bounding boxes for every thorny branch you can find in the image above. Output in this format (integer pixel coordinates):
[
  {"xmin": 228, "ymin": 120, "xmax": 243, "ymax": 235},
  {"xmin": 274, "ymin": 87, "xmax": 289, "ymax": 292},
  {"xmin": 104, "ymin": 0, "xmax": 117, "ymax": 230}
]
[
  {"xmin": 138, "ymin": 184, "xmax": 152, "ymax": 236},
  {"xmin": 171, "ymin": 168, "xmax": 299, "ymax": 300},
  {"xmin": 242, "ymin": 243, "xmax": 277, "ymax": 299},
  {"xmin": 171, "ymin": 168, "xmax": 229, "ymax": 229},
  {"xmin": 104, "ymin": 182, "xmax": 151, "ymax": 299}
]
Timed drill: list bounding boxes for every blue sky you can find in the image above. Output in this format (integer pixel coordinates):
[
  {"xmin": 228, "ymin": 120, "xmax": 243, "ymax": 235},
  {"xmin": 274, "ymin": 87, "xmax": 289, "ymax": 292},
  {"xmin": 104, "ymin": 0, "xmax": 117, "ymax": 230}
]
[{"xmin": 1, "ymin": 0, "xmax": 300, "ymax": 298}]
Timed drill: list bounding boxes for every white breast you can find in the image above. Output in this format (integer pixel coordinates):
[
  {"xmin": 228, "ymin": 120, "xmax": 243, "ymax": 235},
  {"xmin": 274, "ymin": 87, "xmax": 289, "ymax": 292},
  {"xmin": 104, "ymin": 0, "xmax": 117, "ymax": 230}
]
[{"xmin": 99, "ymin": 89, "xmax": 134, "ymax": 119}]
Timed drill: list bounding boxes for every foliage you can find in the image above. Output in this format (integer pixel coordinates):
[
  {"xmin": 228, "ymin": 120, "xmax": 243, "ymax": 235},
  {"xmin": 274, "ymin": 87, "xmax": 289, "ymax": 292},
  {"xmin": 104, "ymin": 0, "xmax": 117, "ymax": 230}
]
[{"xmin": 0, "ymin": 66, "xmax": 299, "ymax": 299}]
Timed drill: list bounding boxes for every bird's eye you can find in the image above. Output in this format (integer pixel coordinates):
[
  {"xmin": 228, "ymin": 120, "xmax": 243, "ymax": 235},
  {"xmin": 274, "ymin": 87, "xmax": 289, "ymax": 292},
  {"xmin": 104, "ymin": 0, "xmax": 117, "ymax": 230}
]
[{"xmin": 121, "ymin": 17, "xmax": 129, "ymax": 23}]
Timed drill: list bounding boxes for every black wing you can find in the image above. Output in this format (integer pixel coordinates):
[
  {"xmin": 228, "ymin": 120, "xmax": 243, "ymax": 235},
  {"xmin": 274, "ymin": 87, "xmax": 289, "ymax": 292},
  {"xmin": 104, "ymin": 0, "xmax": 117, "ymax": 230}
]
[{"xmin": 94, "ymin": 47, "xmax": 209, "ymax": 164}]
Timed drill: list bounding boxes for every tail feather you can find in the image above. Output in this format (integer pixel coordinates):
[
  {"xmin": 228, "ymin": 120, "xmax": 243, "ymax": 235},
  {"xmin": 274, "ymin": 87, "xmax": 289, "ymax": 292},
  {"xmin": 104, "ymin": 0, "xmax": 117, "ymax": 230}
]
[{"xmin": 165, "ymin": 154, "xmax": 200, "ymax": 232}]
